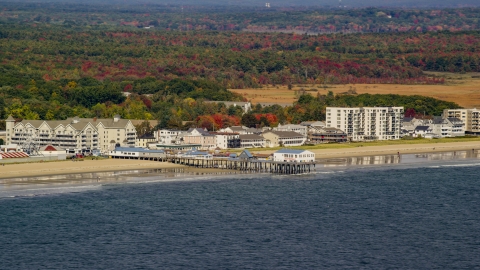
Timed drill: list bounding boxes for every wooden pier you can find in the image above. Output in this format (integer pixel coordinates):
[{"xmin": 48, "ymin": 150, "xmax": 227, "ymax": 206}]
[
  {"xmin": 110, "ymin": 155, "xmax": 316, "ymax": 174},
  {"xmin": 168, "ymin": 157, "xmax": 315, "ymax": 174}
]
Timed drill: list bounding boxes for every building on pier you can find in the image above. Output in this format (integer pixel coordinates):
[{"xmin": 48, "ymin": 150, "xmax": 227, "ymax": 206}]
[
  {"xmin": 109, "ymin": 147, "xmax": 166, "ymax": 159},
  {"xmin": 180, "ymin": 150, "xmax": 213, "ymax": 159},
  {"xmin": 273, "ymin": 149, "xmax": 315, "ymax": 162}
]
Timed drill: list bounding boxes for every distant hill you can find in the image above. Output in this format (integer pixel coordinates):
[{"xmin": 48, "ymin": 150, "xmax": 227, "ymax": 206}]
[{"xmin": 4, "ymin": 0, "xmax": 480, "ymax": 8}]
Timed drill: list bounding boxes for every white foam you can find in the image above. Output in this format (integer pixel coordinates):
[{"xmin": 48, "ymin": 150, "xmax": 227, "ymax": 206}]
[{"xmin": 0, "ymin": 184, "xmax": 102, "ymax": 198}]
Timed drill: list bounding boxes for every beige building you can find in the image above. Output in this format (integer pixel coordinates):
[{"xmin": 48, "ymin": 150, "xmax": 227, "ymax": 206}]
[
  {"xmin": 326, "ymin": 107, "xmax": 403, "ymax": 141},
  {"xmin": 443, "ymin": 108, "xmax": 480, "ymax": 134},
  {"xmin": 5, "ymin": 115, "xmax": 137, "ymax": 154},
  {"xmin": 262, "ymin": 131, "xmax": 306, "ymax": 147},
  {"xmin": 136, "ymin": 134, "xmax": 157, "ymax": 148},
  {"xmin": 182, "ymin": 128, "xmax": 217, "ymax": 150}
]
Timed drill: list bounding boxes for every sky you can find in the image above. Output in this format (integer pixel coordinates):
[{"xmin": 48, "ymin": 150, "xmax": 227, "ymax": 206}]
[{"xmin": 8, "ymin": 0, "xmax": 480, "ymax": 7}]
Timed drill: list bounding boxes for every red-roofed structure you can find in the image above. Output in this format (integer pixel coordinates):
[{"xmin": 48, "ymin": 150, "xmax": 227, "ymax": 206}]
[
  {"xmin": 43, "ymin": 145, "xmax": 58, "ymax": 151},
  {"xmin": 0, "ymin": 152, "xmax": 29, "ymax": 159}
]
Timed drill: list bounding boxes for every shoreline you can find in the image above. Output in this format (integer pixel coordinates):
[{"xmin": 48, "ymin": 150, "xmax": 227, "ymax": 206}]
[
  {"xmin": 0, "ymin": 159, "xmax": 187, "ymax": 180},
  {"xmin": 251, "ymin": 141, "xmax": 480, "ymax": 159},
  {"xmin": 0, "ymin": 141, "xmax": 479, "ymax": 181}
]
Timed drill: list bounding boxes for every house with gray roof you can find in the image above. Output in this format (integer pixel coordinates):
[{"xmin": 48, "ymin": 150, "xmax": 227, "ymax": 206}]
[
  {"xmin": 262, "ymin": 131, "xmax": 306, "ymax": 147},
  {"xmin": 274, "ymin": 124, "xmax": 308, "ymax": 137},
  {"xmin": 239, "ymin": 134, "xmax": 266, "ymax": 148},
  {"xmin": 413, "ymin": 126, "xmax": 433, "ymax": 137}
]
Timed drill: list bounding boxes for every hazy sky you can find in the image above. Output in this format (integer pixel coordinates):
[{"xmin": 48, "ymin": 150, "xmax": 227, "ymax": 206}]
[{"xmin": 9, "ymin": 0, "xmax": 480, "ymax": 7}]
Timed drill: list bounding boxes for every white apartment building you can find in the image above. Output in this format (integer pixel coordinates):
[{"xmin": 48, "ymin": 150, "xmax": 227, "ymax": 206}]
[
  {"xmin": 326, "ymin": 107, "xmax": 403, "ymax": 141},
  {"xmin": 155, "ymin": 129, "xmax": 187, "ymax": 144},
  {"xmin": 5, "ymin": 115, "xmax": 137, "ymax": 154},
  {"xmin": 443, "ymin": 108, "xmax": 480, "ymax": 134},
  {"xmin": 211, "ymin": 132, "xmax": 240, "ymax": 149}
]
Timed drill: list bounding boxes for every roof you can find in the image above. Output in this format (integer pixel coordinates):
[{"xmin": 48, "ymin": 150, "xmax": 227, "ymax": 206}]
[
  {"xmin": 415, "ymin": 126, "xmax": 431, "ymax": 131},
  {"xmin": 13, "ymin": 117, "xmax": 134, "ymax": 130},
  {"xmin": 432, "ymin": 116, "xmax": 445, "ymax": 124},
  {"xmin": 186, "ymin": 128, "xmax": 210, "ymax": 135},
  {"xmin": 275, "ymin": 149, "xmax": 313, "ymax": 154},
  {"xmin": 184, "ymin": 150, "xmax": 211, "ymax": 156},
  {"xmin": 229, "ymin": 126, "xmax": 247, "ymax": 131},
  {"xmin": 277, "ymin": 124, "xmax": 305, "ymax": 129},
  {"xmin": 312, "ymin": 127, "xmax": 346, "ymax": 134},
  {"xmin": 6, "ymin": 115, "xmax": 15, "ymax": 121},
  {"xmin": 447, "ymin": 117, "xmax": 463, "ymax": 123},
  {"xmin": 139, "ymin": 134, "xmax": 156, "ymax": 139},
  {"xmin": 245, "ymin": 128, "xmax": 263, "ymax": 133},
  {"xmin": 264, "ymin": 131, "xmax": 304, "ymax": 138},
  {"xmin": 403, "ymin": 117, "xmax": 414, "ymax": 122},
  {"xmin": 300, "ymin": 121, "xmax": 325, "ymax": 127},
  {"xmin": 0, "ymin": 152, "xmax": 29, "ymax": 159},
  {"xmin": 39, "ymin": 145, "xmax": 64, "ymax": 152},
  {"xmin": 209, "ymin": 132, "xmax": 240, "ymax": 135},
  {"xmin": 239, "ymin": 149, "xmax": 253, "ymax": 158},
  {"xmin": 114, "ymin": 147, "xmax": 165, "ymax": 153},
  {"xmin": 239, "ymin": 134, "xmax": 265, "ymax": 140}
]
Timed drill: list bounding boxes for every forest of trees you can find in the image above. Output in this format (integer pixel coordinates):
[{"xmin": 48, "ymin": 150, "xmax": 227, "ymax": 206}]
[
  {"xmin": 0, "ymin": 4, "xmax": 473, "ymax": 131},
  {"xmin": 1, "ymin": 2, "xmax": 480, "ymax": 33},
  {"xmin": 2, "ymin": 25, "xmax": 479, "ymax": 91}
]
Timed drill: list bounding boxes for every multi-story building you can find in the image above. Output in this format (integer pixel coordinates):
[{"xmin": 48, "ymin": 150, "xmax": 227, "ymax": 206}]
[
  {"xmin": 5, "ymin": 115, "xmax": 137, "ymax": 154},
  {"xmin": 274, "ymin": 124, "xmax": 308, "ymax": 137},
  {"xmin": 155, "ymin": 129, "xmax": 186, "ymax": 144},
  {"xmin": 326, "ymin": 107, "xmax": 403, "ymax": 141},
  {"xmin": 211, "ymin": 132, "xmax": 240, "ymax": 149},
  {"xmin": 308, "ymin": 127, "xmax": 347, "ymax": 143},
  {"xmin": 182, "ymin": 128, "xmax": 217, "ymax": 150},
  {"xmin": 262, "ymin": 131, "xmax": 307, "ymax": 147},
  {"xmin": 443, "ymin": 108, "xmax": 480, "ymax": 135},
  {"xmin": 136, "ymin": 134, "xmax": 157, "ymax": 148},
  {"xmin": 239, "ymin": 134, "xmax": 266, "ymax": 148}
]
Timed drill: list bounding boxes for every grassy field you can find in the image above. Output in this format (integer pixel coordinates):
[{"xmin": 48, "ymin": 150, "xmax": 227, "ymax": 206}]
[
  {"xmin": 229, "ymin": 136, "xmax": 480, "ymax": 153},
  {"xmin": 230, "ymin": 72, "xmax": 480, "ymax": 108}
]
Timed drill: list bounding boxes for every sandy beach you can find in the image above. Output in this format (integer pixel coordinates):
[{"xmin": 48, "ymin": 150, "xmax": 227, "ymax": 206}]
[
  {"xmin": 252, "ymin": 141, "xmax": 480, "ymax": 159},
  {"xmin": 311, "ymin": 141, "xmax": 480, "ymax": 159},
  {"xmin": 0, "ymin": 159, "xmax": 187, "ymax": 180}
]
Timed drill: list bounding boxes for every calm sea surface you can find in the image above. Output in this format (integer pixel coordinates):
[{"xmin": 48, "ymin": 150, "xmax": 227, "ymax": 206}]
[{"xmin": 1, "ymin": 161, "xmax": 480, "ymax": 269}]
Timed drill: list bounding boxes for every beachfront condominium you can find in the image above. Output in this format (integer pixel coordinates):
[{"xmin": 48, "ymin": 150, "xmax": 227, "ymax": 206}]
[
  {"xmin": 443, "ymin": 108, "xmax": 480, "ymax": 135},
  {"xmin": 5, "ymin": 115, "xmax": 137, "ymax": 154},
  {"xmin": 326, "ymin": 107, "xmax": 404, "ymax": 141}
]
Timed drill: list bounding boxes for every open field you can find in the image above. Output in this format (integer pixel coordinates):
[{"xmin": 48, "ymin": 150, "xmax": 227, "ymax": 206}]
[{"xmin": 230, "ymin": 72, "xmax": 480, "ymax": 108}]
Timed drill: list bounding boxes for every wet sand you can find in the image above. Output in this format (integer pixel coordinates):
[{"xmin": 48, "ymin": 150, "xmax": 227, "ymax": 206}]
[
  {"xmin": 310, "ymin": 141, "xmax": 480, "ymax": 159},
  {"xmin": 0, "ymin": 159, "xmax": 187, "ymax": 180},
  {"xmin": 252, "ymin": 141, "xmax": 480, "ymax": 159}
]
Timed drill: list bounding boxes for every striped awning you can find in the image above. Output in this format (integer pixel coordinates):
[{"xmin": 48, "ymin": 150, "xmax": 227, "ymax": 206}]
[{"xmin": 0, "ymin": 152, "xmax": 30, "ymax": 159}]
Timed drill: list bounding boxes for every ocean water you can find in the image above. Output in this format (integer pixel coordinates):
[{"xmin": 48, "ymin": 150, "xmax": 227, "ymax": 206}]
[{"xmin": 1, "ymin": 162, "xmax": 480, "ymax": 269}]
